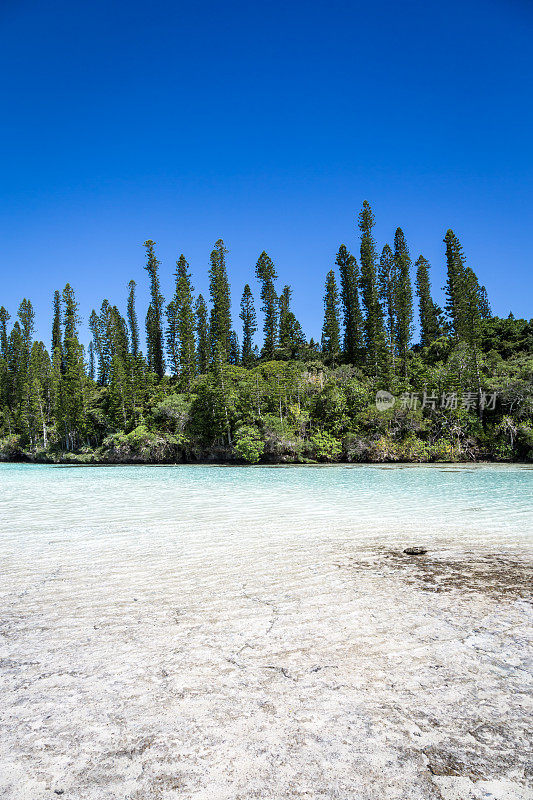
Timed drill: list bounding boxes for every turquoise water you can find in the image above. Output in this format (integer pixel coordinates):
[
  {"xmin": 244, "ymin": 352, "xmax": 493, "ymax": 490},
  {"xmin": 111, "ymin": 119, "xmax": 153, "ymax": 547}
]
[{"xmin": 1, "ymin": 463, "xmax": 531, "ymax": 556}]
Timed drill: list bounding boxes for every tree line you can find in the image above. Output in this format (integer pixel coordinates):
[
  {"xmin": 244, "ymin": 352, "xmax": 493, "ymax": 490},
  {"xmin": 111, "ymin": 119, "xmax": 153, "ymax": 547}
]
[{"xmin": 0, "ymin": 201, "xmax": 530, "ymax": 463}]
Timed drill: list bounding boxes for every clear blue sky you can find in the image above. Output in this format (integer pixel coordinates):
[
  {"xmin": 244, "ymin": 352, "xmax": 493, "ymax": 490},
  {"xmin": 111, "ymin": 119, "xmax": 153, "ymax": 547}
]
[{"xmin": 1, "ymin": 0, "xmax": 532, "ymax": 348}]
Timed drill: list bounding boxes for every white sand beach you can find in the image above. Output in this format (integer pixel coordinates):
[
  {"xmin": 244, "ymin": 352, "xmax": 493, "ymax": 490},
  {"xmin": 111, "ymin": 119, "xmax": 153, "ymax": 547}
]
[{"xmin": 0, "ymin": 465, "xmax": 531, "ymax": 799}]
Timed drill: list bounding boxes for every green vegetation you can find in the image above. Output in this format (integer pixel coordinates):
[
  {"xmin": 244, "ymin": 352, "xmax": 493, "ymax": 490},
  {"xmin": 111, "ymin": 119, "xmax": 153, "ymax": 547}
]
[{"xmin": 0, "ymin": 202, "xmax": 531, "ymax": 464}]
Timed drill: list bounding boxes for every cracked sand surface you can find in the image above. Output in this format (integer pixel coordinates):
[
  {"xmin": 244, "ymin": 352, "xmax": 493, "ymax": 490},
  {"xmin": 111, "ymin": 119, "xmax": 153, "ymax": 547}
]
[
  {"xmin": 0, "ymin": 464, "xmax": 532, "ymax": 799},
  {"xmin": 0, "ymin": 541, "xmax": 531, "ymax": 799}
]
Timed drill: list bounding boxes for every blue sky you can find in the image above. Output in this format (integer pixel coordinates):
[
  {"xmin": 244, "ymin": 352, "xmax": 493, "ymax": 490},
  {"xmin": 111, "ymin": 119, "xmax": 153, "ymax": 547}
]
[{"xmin": 1, "ymin": 0, "xmax": 532, "ymax": 348}]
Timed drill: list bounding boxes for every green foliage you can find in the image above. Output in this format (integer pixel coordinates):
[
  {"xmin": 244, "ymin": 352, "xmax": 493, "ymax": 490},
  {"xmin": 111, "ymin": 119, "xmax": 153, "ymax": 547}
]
[
  {"xmin": 144, "ymin": 240, "xmax": 165, "ymax": 379},
  {"xmin": 415, "ymin": 255, "xmax": 442, "ymax": 347},
  {"xmin": 102, "ymin": 424, "xmax": 185, "ymax": 462},
  {"xmin": 379, "ymin": 244, "xmax": 396, "ymax": 363},
  {"xmin": 337, "ymin": 245, "xmax": 363, "ymax": 364},
  {"xmin": 167, "ymin": 255, "xmax": 196, "ymax": 384},
  {"xmin": 358, "ymin": 201, "xmax": 387, "ymax": 377},
  {"xmin": 393, "ymin": 228, "xmax": 414, "ymax": 376},
  {"xmin": 209, "ymin": 239, "xmax": 232, "ymax": 362},
  {"xmin": 321, "ymin": 270, "xmax": 341, "ymax": 363},
  {"xmin": 0, "ymin": 202, "xmax": 530, "ymax": 465},
  {"xmin": 233, "ymin": 425, "xmax": 264, "ymax": 463},
  {"xmin": 240, "ymin": 284, "xmax": 257, "ymax": 367},
  {"xmin": 195, "ymin": 295, "xmax": 209, "ymax": 374},
  {"xmin": 310, "ymin": 430, "xmax": 342, "ymax": 461},
  {"xmin": 127, "ymin": 280, "xmax": 140, "ymax": 357},
  {"xmin": 255, "ymin": 251, "xmax": 278, "ymax": 359},
  {"xmin": 278, "ymin": 286, "xmax": 306, "ymax": 360}
]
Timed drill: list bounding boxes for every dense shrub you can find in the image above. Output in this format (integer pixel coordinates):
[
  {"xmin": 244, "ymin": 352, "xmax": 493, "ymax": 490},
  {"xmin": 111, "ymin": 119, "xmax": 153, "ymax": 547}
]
[
  {"xmin": 233, "ymin": 425, "xmax": 265, "ymax": 463},
  {"xmin": 310, "ymin": 430, "xmax": 342, "ymax": 461}
]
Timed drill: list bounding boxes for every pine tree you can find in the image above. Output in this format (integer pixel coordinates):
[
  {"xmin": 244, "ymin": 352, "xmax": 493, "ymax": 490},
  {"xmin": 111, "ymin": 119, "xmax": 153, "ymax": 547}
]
[
  {"xmin": 110, "ymin": 305, "xmax": 129, "ymax": 362},
  {"xmin": 358, "ymin": 201, "xmax": 386, "ymax": 376},
  {"xmin": 18, "ymin": 299, "xmax": 34, "ymax": 352},
  {"xmin": 89, "ymin": 300, "xmax": 116, "ymax": 385},
  {"xmin": 393, "ymin": 228, "xmax": 414, "ymax": 376},
  {"xmin": 378, "ymin": 244, "xmax": 396, "ymax": 364},
  {"xmin": 278, "ymin": 285, "xmax": 306, "ymax": 358},
  {"xmin": 89, "ymin": 308, "xmax": 105, "ymax": 384},
  {"xmin": 26, "ymin": 341, "xmax": 51, "ymax": 447},
  {"xmin": 16, "ymin": 300, "xmax": 35, "ymax": 422},
  {"xmin": 239, "ymin": 284, "xmax": 257, "ymax": 367},
  {"xmin": 143, "ymin": 239, "xmax": 165, "ymax": 379},
  {"xmin": 61, "ymin": 284, "xmax": 86, "ymax": 449},
  {"xmin": 415, "ymin": 255, "xmax": 441, "ymax": 347},
  {"xmin": 195, "ymin": 295, "xmax": 209, "ymax": 374},
  {"xmin": 336, "ymin": 245, "xmax": 363, "ymax": 364},
  {"xmin": 478, "ymin": 285, "xmax": 491, "ymax": 318},
  {"xmin": 255, "ymin": 251, "xmax": 278, "ymax": 359},
  {"xmin": 145, "ymin": 304, "xmax": 156, "ymax": 374},
  {"xmin": 0, "ymin": 306, "xmax": 10, "ymax": 358},
  {"xmin": 211, "ymin": 339, "xmax": 232, "ymax": 444},
  {"xmin": 63, "ymin": 284, "xmax": 79, "ymax": 341},
  {"xmin": 88, "ymin": 340, "xmax": 96, "ymax": 380},
  {"xmin": 209, "ymin": 239, "xmax": 232, "ymax": 361},
  {"xmin": 52, "ymin": 290, "xmax": 62, "ymax": 357},
  {"xmin": 462, "ymin": 267, "xmax": 485, "ymax": 346},
  {"xmin": 321, "ymin": 270, "xmax": 341, "ymax": 363},
  {"xmin": 51, "ymin": 343, "xmax": 63, "ymax": 436},
  {"xmin": 165, "ymin": 300, "xmax": 179, "ymax": 376},
  {"xmin": 7, "ymin": 322, "xmax": 24, "ymax": 415},
  {"xmin": 443, "ymin": 229, "xmax": 468, "ymax": 340},
  {"xmin": 127, "ymin": 280, "xmax": 140, "ymax": 357},
  {"xmin": 278, "ymin": 285, "xmax": 293, "ymax": 352},
  {"xmin": 108, "ymin": 353, "xmax": 128, "ymax": 428},
  {"xmin": 443, "ymin": 229, "xmax": 490, "ymax": 343},
  {"xmin": 175, "ymin": 255, "xmax": 196, "ymax": 385},
  {"xmin": 228, "ymin": 331, "xmax": 240, "ymax": 365}
]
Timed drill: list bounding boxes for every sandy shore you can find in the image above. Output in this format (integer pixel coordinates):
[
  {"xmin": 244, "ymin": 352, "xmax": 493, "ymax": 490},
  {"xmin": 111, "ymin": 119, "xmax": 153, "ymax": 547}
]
[{"xmin": 0, "ymin": 540, "xmax": 531, "ymax": 800}]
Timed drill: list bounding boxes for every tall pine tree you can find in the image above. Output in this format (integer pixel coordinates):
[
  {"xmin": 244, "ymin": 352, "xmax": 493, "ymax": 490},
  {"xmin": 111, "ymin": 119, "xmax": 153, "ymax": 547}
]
[
  {"xmin": 358, "ymin": 201, "xmax": 386, "ymax": 377},
  {"xmin": 393, "ymin": 228, "xmax": 414, "ymax": 376},
  {"xmin": 255, "ymin": 251, "xmax": 278, "ymax": 359},
  {"xmin": 443, "ymin": 229, "xmax": 468, "ymax": 340},
  {"xmin": 195, "ymin": 295, "xmax": 209, "ymax": 374},
  {"xmin": 415, "ymin": 255, "xmax": 441, "ymax": 347},
  {"xmin": 239, "ymin": 284, "xmax": 257, "ymax": 368},
  {"xmin": 336, "ymin": 245, "xmax": 363, "ymax": 364},
  {"xmin": 127, "ymin": 279, "xmax": 140, "ymax": 357},
  {"xmin": 165, "ymin": 300, "xmax": 179, "ymax": 376},
  {"xmin": 209, "ymin": 239, "xmax": 232, "ymax": 361},
  {"xmin": 51, "ymin": 290, "xmax": 62, "ymax": 364},
  {"xmin": 378, "ymin": 244, "xmax": 396, "ymax": 369},
  {"xmin": 144, "ymin": 240, "xmax": 165, "ymax": 378},
  {"xmin": 175, "ymin": 255, "xmax": 196, "ymax": 385},
  {"xmin": 278, "ymin": 285, "xmax": 306, "ymax": 358},
  {"xmin": 321, "ymin": 270, "xmax": 341, "ymax": 363},
  {"xmin": 61, "ymin": 284, "xmax": 86, "ymax": 449},
  {"xmin": 0, "ymin": 307, "xmax": 10, "ymax": 358}
]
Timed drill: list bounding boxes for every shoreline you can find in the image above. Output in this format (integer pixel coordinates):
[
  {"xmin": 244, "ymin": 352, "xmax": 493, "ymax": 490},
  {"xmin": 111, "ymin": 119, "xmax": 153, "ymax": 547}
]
[{"xmin": 1, "ymin": 456, "xmax": 531, "ymax": 467}]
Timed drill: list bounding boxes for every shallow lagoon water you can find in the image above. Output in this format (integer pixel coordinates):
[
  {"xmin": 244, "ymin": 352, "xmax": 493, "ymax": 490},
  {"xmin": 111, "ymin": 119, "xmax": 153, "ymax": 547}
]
[
  {"xmin": 1, "ymin": 462, "xmax": 532, "ymax": 548},
  {"xmin": 0, "ymin": 464, "xmax": 532, "ymax": 799}
]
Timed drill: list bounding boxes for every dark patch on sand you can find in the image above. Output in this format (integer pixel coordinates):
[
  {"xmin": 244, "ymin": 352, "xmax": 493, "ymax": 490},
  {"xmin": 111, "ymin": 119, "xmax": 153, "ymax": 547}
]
[{"xmin": 383, "ymin": 550, "xmax": 532, "ymax": 600}]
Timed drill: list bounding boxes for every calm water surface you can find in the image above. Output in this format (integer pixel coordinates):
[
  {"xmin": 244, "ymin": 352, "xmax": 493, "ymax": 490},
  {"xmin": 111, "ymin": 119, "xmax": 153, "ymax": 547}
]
[{"xmin": 0, "ymin": 464, "xmax": 531, "ymax": 560}]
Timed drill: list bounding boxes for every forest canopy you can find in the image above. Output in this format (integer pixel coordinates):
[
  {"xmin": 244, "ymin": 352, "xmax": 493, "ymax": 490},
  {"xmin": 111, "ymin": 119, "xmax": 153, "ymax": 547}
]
[{"xmin": 1, "ymin": 202, "xmax": 532, "ymax": 464}]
